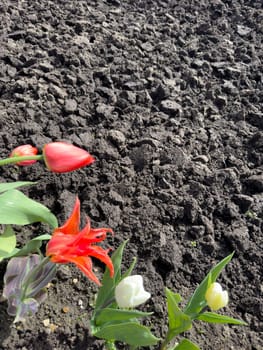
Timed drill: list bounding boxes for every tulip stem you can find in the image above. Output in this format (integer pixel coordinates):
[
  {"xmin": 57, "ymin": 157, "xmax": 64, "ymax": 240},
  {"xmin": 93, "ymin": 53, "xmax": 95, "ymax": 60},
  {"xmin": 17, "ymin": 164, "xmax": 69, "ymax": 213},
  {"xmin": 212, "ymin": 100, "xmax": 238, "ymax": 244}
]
[
  {"xmin": 0, "ymin": 155, "xmax": 43, "ymax": 166},
  {"xmin": 160, "ymin": 340, "xmax": 169, "ymax": 350},
  {"xmin": 97, "ymin": 297, "xmax": 115, "ymax": 311},
  {"xmin": 160, "ymin": 337, "xmax": 178, "ymax": 350},
  {"xmin": 105, "ymin": 341, "xmax": 117, "ymax": 350}
]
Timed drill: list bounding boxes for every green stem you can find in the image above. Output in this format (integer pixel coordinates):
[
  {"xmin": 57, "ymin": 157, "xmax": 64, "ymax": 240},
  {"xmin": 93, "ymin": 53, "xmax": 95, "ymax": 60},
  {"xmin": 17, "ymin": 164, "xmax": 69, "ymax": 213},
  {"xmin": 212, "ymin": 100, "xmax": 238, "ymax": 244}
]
[
  {"xmin": 97, "ymin": 297, "xmax": 116, "ymax": 311},
  {"xmin": 160, "ymin": 338, "xmax": 169, "ymax": 350},
  {"xmin": 105, "ymin": 341, "xmax": 117, "ymax": 350},
  {"xmin": 0, "ymin": 155, "xmax": 43, "ymax": 166}
]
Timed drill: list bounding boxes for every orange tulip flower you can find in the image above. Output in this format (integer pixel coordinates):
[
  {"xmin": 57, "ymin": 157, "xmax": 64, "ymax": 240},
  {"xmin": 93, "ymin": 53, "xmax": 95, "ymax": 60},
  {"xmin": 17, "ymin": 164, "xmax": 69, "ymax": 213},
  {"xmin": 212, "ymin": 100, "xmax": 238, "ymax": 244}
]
[{"xmin": 46, "ymin": 197, "xmax": 114, "ymax": 285}]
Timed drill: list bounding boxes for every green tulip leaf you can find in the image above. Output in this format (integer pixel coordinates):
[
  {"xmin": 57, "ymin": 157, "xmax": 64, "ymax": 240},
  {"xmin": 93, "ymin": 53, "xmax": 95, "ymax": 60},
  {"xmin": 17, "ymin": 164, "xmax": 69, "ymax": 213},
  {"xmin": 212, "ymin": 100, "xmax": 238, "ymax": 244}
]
[
  {"xmin": 197, "ymin": 312, "xmax": 247, "ymax": 325},
  {"xmin": 95, "ymin": 308, "xmax": 152, "ymax": 327},
  {"xmin": 93, "ymin": 321, "xmax": 160, "ymax": 346},
  {"xmin": 121, "ymin": 256, "xmax": 137, "ymax": 279},
  {"xmin": 173, "ymin": 338, "xmax": 200, "ymax": 350},
  {"xmin": 0, "ymin": 189, "xmax": 58, "ymax": 228},
  {"xmin": 0, "ymin": 232, "xmax": 51, "ymax": 261},
  {"xmin": 184, "ymin": 252, "xmax": 234, "ymax": 317},
  {"xmin": 95, "ymin": 240, "xmax": 129, "ymax": 311},
  {"xmin": 0, "ymin": 226, "xmax": 18, "ymax": 262},
  {"xmin": 13, "ymin": 234, "xmax": 52, "ymax": 257},
  {"xmin": 0, "ymin": 181, "xmax": 36, "ymax": 193},
  {"xmin": 165, "ymin": 288, "xmax": 192, "ymax": 342}
]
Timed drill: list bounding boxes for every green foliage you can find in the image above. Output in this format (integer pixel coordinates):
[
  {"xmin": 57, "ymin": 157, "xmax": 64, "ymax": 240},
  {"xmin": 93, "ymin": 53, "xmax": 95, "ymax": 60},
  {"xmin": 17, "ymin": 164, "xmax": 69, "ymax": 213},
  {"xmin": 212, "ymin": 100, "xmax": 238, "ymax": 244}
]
[
  {"xmin": 161, "ymin": 252, "xmax": 246, "ymax": 350},
  {"xmin": 0, "ymin": 181, "xmax": 36, "ymax": 193},
  {"xmin": 184, "ymin": 252, "xmax": 234, "ymax": 317},
  {"xmin": 0, "ymin": 174, "xmax": 247, "ymax": 349},
  {"xmin": 0, "ymin": 226, "xmax": 17, "ymax": 261},
  {"xmin": 95, "ymin": 308, "xmax": 152, "ymax": 326},
  {"xmin": 165, "ymin": 288, "xmax": 192, "ymax": 342},
  {"xmin": 196, "ymin": 312, "xmax": 247, "ymax": 325},
  {"xmin": 173, "ymin": 339, "xmax": 200, "ymax": 350},
  {"xmin": 14, "ymin": 234, "xmax": 51, "ymax": 258},
  {"xmin": 94, "ymin": 240, "xmax": 129, "ymax": 311},
  {"xmin": 92, "ymin": 240, "xmax": 159, "ymax": 348},
  {"xmin": 94, "ymin": 321, "xmax": 159, "ymax": 347},
  {"xmin": 0, "ymin": 225, "xmax": 51, "ymax": 262},
  {"xmin": 0, "ymin": 189, "xmax": 57, "ymax": 228}
]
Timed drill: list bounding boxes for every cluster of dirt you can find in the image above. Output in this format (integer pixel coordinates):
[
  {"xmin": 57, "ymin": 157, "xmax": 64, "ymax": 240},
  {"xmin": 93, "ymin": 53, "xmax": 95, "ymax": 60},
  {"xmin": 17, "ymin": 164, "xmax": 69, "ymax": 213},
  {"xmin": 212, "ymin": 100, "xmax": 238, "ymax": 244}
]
[{"xmin": 0, "ymin": 0, "xmax": 262, "ymax": 349}]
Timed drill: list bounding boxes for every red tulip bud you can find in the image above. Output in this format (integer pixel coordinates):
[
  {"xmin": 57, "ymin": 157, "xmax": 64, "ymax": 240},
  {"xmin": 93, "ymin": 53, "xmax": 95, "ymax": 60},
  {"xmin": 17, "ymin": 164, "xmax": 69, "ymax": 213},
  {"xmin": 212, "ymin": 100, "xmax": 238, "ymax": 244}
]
[
  {"xmin": 43, "ymin": 142, "xmax": 95, "ymax": 173},
  {"xmin": 10, "ymin": 145, "xmax": 38, "ymax": 165}
]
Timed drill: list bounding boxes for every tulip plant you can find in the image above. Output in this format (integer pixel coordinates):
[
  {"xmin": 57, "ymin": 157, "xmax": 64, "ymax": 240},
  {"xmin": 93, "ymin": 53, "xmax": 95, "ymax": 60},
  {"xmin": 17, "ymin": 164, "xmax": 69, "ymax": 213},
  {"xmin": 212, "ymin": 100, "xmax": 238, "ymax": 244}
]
[
  {"xmin": 0, "ymin": 142, "xmax": 247, "ymax": 349},
  {"xmin": 1, "ymin": 142, "xmax": 95, "ymax": 172},
  {"xmin": 90, "ymin": 242, "xmax": 246, "ymax": 350}
]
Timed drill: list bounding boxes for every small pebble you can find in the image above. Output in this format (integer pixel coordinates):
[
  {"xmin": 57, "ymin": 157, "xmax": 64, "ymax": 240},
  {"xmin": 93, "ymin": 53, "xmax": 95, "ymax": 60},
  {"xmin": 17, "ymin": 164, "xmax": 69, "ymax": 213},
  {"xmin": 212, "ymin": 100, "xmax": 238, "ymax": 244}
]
[
  {"xmin": 62, "ymin": 306, "xmax": 70, "ymax": 313},
  {"xmin": 64, "ymin": 99, "xmax": 78, "ymax": 113},
  {"xmin": 43, "ymin": 318, "xmax": 50, "ymax": 327}
]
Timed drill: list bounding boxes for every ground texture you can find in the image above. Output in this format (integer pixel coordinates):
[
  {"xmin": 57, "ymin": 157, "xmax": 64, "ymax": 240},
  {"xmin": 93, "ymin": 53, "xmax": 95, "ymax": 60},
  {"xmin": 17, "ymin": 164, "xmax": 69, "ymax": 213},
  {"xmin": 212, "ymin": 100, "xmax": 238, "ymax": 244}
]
[{"xmin": 0, "ymin": 0, "xmax": 262, "ymax": 349}]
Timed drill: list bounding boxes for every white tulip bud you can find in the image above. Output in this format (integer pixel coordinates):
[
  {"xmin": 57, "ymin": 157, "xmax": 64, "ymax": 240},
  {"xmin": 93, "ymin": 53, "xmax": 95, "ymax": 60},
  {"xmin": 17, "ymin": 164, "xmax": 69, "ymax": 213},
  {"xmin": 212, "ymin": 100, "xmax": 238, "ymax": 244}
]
[
  {"xmin": 205, "ymin": 282, "xmax": 229, "ymax": 311},
  {"xmin": 115, "ymin": 275, "xmax": 151, "ymax": 308}
]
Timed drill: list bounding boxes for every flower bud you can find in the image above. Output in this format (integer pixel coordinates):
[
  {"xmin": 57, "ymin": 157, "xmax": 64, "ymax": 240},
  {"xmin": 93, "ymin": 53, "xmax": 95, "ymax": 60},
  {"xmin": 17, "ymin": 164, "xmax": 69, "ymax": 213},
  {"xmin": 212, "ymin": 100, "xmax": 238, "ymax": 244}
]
[
  {"xmin": 10, "ymin": 145, "xmax": 38, "ymax": 165},
  {"xmin": 205, "ymin": 282, "xmax": 229, "ymax": 311},
  {"xmin": 115, "ymin": 275, "xmax": 151, "ymax": 308},
  {"xmin": 43, "ymin": 142, "xmax": 95, "ymax": 173}
]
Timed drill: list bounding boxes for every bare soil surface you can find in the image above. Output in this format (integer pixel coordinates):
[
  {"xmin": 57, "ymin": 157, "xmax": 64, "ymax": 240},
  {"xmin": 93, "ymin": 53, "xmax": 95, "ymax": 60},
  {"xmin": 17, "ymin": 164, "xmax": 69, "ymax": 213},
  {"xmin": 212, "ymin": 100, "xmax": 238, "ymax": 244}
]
[{"xmin": 0, "ymin": 1, "xmax": 262, "ymax": 349}]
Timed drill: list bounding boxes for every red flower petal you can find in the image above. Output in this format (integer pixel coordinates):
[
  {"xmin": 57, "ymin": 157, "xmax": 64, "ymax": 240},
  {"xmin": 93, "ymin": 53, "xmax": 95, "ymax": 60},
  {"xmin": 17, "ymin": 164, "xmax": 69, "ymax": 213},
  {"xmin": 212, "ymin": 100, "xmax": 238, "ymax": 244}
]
[
  {"xmin": 84, "ymin": 245, "xmax": 114, "ymax": 278},
  {"xmin": 68, "ymin": 256, "xmax": 101, "ymax": 285},
  {"xmin": 53, "ymin": 197, "xmax": 81, "ymax": 236},
  {"xmin": 46, "ymin": 198, "xmax": 114, "ymax": 285},
  {"xmin": 77, "ymin": 220, "xmax": 114, "ymax": 244},
  {"xmin": 43, "ymin": 142, "xmax": 95, "ymax": 173},
  {"xmin": 10, "ymin": 145, "xmax": 38, "ymax": 165}
]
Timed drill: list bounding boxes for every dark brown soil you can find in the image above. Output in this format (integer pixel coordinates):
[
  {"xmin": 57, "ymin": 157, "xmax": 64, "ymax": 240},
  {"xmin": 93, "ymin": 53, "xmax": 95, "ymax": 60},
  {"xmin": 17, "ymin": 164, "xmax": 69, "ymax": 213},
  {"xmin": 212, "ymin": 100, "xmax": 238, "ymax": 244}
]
[{"xmin": 0, "ymin": 0, "xmax": 262, "ymax": 349}]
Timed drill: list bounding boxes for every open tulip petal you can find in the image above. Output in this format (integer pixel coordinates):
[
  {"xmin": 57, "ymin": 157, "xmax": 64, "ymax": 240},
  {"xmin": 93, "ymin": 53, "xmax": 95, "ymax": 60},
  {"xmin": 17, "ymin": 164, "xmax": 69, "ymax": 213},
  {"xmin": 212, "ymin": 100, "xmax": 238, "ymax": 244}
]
[
  {"xmin": 83, "ymin": 226, "xmax": 114, "ymax": 243},
  {"xmin": 49, "ymin": 254, "xmax": 69, "ymax": 264},
  {"xmin": 46, "ymin": 233, "xmax": 75, "ymax": 258},
  {"xmin": 115, "ymin": 275, "xmax": 151, "ymax": 308},
  {"xmin": 46, "ymin": 197, "xmax": 114, "ymax": 285},
  {"xmin": 85, "ymin": 245, "xmax": 114, "ymax": 277},
  {"xmin": 115, "ymin": 281, "xmax": 136, "ymax": 308},
  {"xmin": 77, "ymin": 223, "xmax": 113, "ymax": 245},
  {"xmin": 133, "ymin": 291, "xmax": 151, "ymax": 308},
  {"xmin": 70, "ymin": 256, "xmax": 101, "ymax": 286},
  {"xmin": 54, "ymin": 197, "xmax": 81, "ymax": 236}
]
